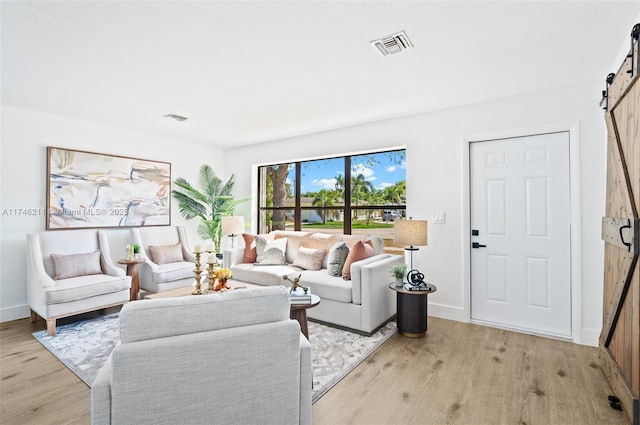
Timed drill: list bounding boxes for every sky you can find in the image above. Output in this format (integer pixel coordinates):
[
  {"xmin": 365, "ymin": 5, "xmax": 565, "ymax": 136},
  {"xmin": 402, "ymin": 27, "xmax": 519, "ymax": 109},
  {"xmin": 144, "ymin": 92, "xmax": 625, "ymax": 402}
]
[{"xmin": 296, "ymin": 152, "xmax": 406, "ymax": 195}]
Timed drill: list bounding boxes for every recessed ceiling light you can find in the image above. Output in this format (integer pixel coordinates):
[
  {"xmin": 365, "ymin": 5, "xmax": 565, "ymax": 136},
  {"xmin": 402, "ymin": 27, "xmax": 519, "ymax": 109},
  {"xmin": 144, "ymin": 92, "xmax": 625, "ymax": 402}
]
[
  {"xmin": 370, "ymin": 30, "xmax": 414, "ymax": 56},
  {"xmin": 163, "ymin": 113, "xmax": 188, "ymax": 122}
]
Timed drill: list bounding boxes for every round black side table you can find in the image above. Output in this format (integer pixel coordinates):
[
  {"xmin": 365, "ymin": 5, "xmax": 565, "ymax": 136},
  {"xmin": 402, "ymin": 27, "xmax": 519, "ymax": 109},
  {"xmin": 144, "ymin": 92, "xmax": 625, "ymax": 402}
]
[{"xmin": 388, "ymin": 282, "xmax": 437, "ymax": 337}]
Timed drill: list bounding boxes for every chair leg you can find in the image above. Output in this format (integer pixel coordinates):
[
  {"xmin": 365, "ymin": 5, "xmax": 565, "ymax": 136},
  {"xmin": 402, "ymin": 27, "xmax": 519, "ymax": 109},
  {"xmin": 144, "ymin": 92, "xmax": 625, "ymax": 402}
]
[
  {"xmin": 46, "ymin": 319, "xmax": 56, "ymax": 336},
  {"xmin": 30, "ymin": 309, "xmax": 38, "ymax": 323}
]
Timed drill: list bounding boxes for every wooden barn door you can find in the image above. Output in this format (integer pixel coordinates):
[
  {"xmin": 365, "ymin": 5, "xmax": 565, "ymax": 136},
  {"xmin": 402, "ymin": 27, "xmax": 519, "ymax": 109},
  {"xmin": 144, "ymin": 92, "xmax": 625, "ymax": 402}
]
[{"xmin": 600, "ymin": 24, "xmax": 640, "ymax": 425}]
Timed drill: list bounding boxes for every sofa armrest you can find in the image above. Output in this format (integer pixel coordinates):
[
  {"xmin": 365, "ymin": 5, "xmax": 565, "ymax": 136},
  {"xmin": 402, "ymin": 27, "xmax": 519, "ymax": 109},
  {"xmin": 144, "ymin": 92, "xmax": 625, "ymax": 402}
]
[
  {"xmin": 350, "ymin": 254, "xmax": 393, "ymax": 304},
  {"xmin": 223, "ymin": 247, "xmax": 246, "ymax": 268},
  {"xmin": 97, "ymin": 231, "xmax": 125, "ymax": 277},
  {"xmin": 91, "ymin": 353, "xmax": 113, "ymax": 425},
  {"xmin": 177, "ymin": 227, "xmax": 197, "ymax": 262},
  {"xmin": 352, "ymin": 255, "xmax": 405, "ymax": 333},
  {"xmin": 299, "ymin": 333, "xmax": 312, "ymax": 425},
  {"xmin": 26, "ymin": 233, "xmax": 55, "ymax": 289}
]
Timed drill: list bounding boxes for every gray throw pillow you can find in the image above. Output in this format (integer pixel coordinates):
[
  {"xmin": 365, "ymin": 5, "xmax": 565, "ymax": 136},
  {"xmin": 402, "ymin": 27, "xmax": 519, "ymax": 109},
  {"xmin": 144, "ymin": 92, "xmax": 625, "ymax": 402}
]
[{"xmin": 327, "ymin": 240, "xmax": 349, "ymax": 277}]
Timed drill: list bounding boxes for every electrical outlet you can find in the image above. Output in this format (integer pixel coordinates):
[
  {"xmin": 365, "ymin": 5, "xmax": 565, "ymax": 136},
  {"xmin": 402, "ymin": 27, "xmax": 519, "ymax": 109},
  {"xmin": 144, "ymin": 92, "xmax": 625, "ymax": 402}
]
[{"xmin": 432, "ymin": 212, "xmax": 445, "ymax": 224}]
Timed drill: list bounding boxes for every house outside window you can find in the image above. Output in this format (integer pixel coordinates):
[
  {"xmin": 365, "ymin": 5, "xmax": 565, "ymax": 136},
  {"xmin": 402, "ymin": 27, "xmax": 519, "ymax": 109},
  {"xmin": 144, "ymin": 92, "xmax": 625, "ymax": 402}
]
[{"xmin": 257, "ymin": 149, "xmax": 406, "ymax": 241}]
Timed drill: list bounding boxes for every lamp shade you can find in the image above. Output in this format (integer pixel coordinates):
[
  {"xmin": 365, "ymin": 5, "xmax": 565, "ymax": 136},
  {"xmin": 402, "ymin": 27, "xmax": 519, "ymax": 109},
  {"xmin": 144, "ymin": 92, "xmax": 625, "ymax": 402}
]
[
  {"xmin": 221, "ymin": 216, "xmax": 244, "ymax": 235},
  {"xmin": 394, "ymin": 218, "xmax": 428, "ymax": 247}
]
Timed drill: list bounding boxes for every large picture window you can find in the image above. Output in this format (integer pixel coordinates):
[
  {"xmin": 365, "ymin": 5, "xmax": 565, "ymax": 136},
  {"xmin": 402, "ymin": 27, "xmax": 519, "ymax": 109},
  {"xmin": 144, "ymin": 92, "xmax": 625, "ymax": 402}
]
[{"xmin": 258, "ymin": 149, "xmax": 406, "ymax": 240}]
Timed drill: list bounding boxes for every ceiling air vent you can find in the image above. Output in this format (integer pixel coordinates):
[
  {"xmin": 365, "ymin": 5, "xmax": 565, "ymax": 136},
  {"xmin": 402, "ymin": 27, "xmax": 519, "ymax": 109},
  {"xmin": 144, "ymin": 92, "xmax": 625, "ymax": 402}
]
[{"xmin": 370, "ymin": 30, "xmax": 413, "ymax": 56}]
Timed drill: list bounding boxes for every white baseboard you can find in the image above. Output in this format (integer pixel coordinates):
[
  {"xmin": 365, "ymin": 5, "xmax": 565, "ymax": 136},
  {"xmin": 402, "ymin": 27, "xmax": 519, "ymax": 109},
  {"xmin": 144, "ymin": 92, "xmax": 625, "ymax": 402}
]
[
  {"xmin": 426, "ymin": 301, "xmax": 602, "ymax": 348},
  {"xmin": 580, "ymin": 328, "xmax": 601, "ymax": 347},
  {"xmin": 427, "ymin": 302, "xmax": 467, "ymax": 322},
  {"xmin": 0, "ymin": 304, "xmax": 30, "ymax": 323}
]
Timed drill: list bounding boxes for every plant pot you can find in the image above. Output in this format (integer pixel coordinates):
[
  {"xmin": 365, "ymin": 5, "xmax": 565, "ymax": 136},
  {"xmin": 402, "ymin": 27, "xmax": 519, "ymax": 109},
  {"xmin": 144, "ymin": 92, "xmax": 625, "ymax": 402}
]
[{"xmin": 395, "ymin": 277, "xmax": 403, "ymax": 287}]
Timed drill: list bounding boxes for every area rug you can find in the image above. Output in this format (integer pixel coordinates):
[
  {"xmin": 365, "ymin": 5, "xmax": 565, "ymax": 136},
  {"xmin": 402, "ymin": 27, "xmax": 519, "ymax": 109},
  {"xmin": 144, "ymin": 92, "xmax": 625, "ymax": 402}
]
[{"xmin": 33, "ymin": 314, "xmax": 396, "ymax": 403}]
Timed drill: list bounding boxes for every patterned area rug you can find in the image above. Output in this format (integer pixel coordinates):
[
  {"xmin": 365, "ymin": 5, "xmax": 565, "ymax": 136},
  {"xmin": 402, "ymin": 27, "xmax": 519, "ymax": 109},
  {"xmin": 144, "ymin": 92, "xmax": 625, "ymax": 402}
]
[{"xmin": 33, "ymin": 314, "xmax": 396, "ymax": 403}]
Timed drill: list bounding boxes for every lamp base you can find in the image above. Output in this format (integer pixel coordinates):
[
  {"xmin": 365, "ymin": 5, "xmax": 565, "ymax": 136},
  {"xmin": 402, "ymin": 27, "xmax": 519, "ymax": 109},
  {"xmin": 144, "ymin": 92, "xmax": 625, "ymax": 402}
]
[{"xmin": 404, "ymin": 246, "xmax": 419, "ymax": 271}]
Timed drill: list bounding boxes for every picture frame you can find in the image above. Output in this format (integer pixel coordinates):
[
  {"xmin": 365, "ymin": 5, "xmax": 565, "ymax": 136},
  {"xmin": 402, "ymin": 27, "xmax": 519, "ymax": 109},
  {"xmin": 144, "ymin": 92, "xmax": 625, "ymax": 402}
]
[{"xmin": 46, "ymin": 146, "xmax": 171, "ymax": 230}]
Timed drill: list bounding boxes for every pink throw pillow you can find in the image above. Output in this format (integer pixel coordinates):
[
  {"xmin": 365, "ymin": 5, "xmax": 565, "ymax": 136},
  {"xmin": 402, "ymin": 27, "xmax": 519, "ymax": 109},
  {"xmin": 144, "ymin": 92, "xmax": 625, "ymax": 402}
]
[
  {"xmin": 242, "ymin": 234, "xmax": 257, "ymax": 263},
  {"xmin": 341, "ymin": 240, "xmax": 374, "ymax": 280}
]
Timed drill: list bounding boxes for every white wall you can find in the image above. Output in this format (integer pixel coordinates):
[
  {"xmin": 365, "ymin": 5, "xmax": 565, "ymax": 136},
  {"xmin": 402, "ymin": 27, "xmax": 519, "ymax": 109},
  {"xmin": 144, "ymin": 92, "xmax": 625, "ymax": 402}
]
[
  {"xmin": 224, "ymin": 80, "xmax": 607, "ymax": 345},
  {"xmin": 0, "ymin": 106, "xmax": 223, "ymax": 322}
]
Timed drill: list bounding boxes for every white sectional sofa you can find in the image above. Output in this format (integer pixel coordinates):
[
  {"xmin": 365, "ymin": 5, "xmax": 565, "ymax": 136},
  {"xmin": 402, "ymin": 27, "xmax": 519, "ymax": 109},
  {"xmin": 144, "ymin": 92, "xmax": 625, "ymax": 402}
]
[{"xmin": 224, "ymin": 230, "xmax": 403, "ymax": 335}]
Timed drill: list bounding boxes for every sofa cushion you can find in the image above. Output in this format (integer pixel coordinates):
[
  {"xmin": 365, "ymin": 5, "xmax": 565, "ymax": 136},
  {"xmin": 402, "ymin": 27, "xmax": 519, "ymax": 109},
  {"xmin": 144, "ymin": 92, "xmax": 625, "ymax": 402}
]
[
  {"xmin": 152, "ymin": 261, "xmax": 195, "ymax": 283},
  {"xmin": 342, "ymin": 240, "xmax": 374, "ymax": 280},
  {"xmin": 148, "ymin": 242, "xmax": 184, "ymax": 265},
  {"xmin": 231, "ymin": 263, "xmax": 297, "ymax": 286},
  {"xmin": 119, "ymin": 285, "xmax": 291, "ymax": 343},
  {"xmin": 50, "ymin": 250, "xmax": 102, "ymax": 280},
  {"xmin": 297, "ymin": 270, "xmax": 352, "ymax": 303},
  {"xmin": 255, "ymin": 236, "xmax": 287, "ymax": 265},
  {"xmin": 292, "ymin": 246, "xmax": 326, "ymax": 271},
  {"xmin": 327, "ymin": 240, "xmax": 350, "ymax": 277},
  {"xmin": 45, "ymin": 273, "xmax": 130, "ymax": 304}
]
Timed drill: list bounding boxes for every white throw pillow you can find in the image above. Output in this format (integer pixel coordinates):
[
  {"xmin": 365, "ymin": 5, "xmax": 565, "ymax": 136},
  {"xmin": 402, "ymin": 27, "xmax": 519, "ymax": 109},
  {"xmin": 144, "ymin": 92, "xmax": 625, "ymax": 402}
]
[
  {"xmin": 255, "ymin": 236, "xmax": 287, "ymax": 265},
  {"xmin": 293, "ymin": 246, "xmax": 326, "ymax": 271}
]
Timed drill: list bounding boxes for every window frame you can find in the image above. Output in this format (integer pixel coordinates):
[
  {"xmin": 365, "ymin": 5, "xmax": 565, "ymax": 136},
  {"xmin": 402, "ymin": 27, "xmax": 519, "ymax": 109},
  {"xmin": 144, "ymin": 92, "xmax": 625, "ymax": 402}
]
[{"xmin": 257, "ymin": 149, "xmax": 406, "ymax": 234}]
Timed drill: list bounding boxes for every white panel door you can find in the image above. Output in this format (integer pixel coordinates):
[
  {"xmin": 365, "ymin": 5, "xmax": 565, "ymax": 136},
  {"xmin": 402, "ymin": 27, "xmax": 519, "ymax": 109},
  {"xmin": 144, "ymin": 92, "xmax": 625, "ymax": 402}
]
[{"xmin": 470, "ymin": 132, "xmax": 571, "ymax": 337}]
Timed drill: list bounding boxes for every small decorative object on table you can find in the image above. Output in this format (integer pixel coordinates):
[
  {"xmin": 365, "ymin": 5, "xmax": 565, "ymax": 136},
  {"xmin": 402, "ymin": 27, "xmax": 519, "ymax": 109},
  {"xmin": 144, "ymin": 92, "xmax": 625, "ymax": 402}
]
[
  {"xmin": 390, "ymin": 263, "xmax": 407, "ymax": 287},
  {"xmin": 213, "ymin": 268, "xmax": 233, "ymax": 292},
  {"xmin": 192, "ymin": 250, "xmax": 204, "ymax": 295},
  {"xmin": 284, "ymin": 274, "xmax": 313, "ymax": 304},
  {"xmin": 404, "ymin": 269, "xmax": 428, "ymax": 291},
  {"xmin": 132, "ymin": 243, "xmax": 141, "ymax": 259},
  {"xmin": 283, "ymin": 274, "xmax": 308, "ymax": 294},
  {"xmin": 126, "ymin": 244, "xmax": 134, "ymax": 260}
]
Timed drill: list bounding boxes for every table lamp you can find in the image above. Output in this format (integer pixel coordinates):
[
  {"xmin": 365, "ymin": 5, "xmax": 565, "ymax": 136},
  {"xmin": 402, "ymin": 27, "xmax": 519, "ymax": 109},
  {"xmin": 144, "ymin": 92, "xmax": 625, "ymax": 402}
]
[
  {"xmin": 394, "ymin": 217, "xmax": 428, "ymax": 271},
  {"xmin": 221, "ymin": 216, "xmax": 244, "ymax": 249}
]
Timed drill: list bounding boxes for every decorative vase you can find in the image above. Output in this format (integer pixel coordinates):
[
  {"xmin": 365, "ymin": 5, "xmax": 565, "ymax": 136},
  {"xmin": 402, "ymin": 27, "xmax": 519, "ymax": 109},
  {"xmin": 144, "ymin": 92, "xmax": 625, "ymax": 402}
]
[
  {"xmin": 134, "ymin": 253, "xmax": 139, "ymax": 259},
  {"xmin": 395, "ymin": 277, "xmax": 403, "ymax": 287}
]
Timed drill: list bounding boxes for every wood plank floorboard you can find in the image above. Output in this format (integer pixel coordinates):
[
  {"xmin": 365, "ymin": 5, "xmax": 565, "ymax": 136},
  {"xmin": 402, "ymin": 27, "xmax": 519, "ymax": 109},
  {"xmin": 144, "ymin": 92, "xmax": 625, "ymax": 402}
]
[
  {"xmin": 313, "ymin": 318, "xmax": 627, "ymax": 425},
  {"xmin": 0, "ymin": 312, "xmax": 628, "ymax": 425}
]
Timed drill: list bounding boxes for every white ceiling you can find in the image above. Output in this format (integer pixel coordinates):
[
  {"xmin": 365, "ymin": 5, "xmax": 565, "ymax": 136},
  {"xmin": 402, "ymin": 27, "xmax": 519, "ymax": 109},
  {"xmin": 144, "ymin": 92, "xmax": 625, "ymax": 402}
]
[{"xmin": 2, "ymin": 1, "xmax": 638, "ymax": 149}]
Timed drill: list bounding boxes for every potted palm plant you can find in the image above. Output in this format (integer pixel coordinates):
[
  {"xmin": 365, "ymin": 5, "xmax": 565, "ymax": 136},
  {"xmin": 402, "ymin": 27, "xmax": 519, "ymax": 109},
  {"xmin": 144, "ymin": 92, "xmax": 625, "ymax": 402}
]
[
  {"xmin": 172, "ymin": 164, "xmax": 248, "ymax": 255},
  {"xmin": 391, "ymin": 263, "xmax": 407, "ymax": 287}
]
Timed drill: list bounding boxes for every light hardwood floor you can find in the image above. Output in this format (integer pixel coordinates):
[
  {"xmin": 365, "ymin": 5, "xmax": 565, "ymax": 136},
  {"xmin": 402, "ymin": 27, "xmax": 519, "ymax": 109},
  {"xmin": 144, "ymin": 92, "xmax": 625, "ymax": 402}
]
[{"xmin": 1, "ymin": 312, "xmax": 628, "ymax": 425}]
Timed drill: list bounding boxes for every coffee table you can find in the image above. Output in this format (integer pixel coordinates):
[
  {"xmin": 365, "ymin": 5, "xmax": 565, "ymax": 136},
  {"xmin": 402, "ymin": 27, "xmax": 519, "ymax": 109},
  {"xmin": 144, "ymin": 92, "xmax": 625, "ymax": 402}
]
[
  {"xmin": 143, "ymin": 280, "xmax": 253, "ymax": 299},
  {"xmin": 144, "ymin": 282, "xmax": 320, "ymax": 339}
]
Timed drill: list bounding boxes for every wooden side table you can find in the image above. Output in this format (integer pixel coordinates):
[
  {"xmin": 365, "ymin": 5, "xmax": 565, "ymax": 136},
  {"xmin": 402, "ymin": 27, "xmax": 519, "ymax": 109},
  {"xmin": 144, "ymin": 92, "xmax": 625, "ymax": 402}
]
[
  {"xmin": 290, "ymin": 294, "xmax": 320, "ymax": 340},
  {"xmin": 118, "ymin": 258, "xmax": 145, "ymax": 301},
  {"xmin": 389, "ymin": 282, "xmax": 437, "ymax": 337}
]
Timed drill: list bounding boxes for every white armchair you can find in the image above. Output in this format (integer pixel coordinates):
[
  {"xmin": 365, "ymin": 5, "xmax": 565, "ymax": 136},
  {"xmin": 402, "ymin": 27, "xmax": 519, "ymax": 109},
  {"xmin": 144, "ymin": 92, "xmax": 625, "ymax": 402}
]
[
  {"xmin": 91, "ymin": 285, "xmax": 312, "ymax": 425},
  {"xmin": 27, "ymin": 229, "xmax": 130, "ymax": 336},
  {"xmin": 130, "ymin": 226, "xmax": 197, "ymax": 294}
]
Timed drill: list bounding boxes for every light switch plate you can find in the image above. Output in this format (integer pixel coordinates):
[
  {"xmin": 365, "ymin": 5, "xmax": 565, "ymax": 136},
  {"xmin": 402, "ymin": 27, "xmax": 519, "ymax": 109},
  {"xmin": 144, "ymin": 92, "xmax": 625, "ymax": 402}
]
[{"xmin": 432, "ymin": 212, "xmax": 445, "ymax": 224}]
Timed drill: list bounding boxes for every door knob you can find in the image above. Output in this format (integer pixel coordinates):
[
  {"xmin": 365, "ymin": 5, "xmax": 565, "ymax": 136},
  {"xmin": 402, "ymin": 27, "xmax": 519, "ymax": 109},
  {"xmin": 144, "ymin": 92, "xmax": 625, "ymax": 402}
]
[{"xmin": 472, "ymin": 242, "xmax": 487, "ymax": 249}]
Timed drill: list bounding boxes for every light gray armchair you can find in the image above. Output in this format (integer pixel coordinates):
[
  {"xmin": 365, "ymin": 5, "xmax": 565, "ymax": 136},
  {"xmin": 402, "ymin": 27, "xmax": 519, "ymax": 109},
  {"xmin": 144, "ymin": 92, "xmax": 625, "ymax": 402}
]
[
  {"xmin": 130, "ymin": 226, "xmax": 197, "ymax": 293},
  {"xmin": 91, "ymin": 285, "xmax": 312, "ymax": 425},
  {"xmin": 27, "ymin": 229, "xmax": 130, "ymax": 336}
]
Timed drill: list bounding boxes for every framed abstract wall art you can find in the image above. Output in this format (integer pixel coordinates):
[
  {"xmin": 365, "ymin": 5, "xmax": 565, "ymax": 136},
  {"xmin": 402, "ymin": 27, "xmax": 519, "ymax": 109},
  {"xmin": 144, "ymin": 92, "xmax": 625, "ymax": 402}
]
[{"xmin": 46, "ymin": 147, "xmax": 171, "ymax": 229}]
